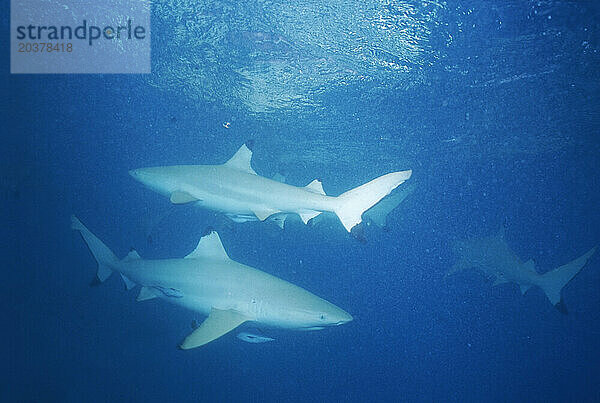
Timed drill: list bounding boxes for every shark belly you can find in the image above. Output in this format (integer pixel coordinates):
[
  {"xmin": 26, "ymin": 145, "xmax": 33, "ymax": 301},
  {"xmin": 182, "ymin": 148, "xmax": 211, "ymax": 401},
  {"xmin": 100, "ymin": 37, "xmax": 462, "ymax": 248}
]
[{"xmin": 194, "ymin": 192, "xmax": 256, "ymax": 215}]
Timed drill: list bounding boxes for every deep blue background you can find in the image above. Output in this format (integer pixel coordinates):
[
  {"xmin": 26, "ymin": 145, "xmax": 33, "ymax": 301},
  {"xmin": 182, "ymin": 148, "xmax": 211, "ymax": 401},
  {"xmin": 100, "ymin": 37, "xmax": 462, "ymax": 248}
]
[{"xmin": 4, "ymin": 1, "xmax": 600, "ymax": 402}]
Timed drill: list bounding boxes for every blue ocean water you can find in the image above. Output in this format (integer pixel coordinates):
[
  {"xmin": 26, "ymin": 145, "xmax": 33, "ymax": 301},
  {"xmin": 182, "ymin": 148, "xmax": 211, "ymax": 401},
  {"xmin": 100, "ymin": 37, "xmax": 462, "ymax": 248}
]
[{"xmin": 4, "ymin": 1, "xmax": 600, "ymax": 402}]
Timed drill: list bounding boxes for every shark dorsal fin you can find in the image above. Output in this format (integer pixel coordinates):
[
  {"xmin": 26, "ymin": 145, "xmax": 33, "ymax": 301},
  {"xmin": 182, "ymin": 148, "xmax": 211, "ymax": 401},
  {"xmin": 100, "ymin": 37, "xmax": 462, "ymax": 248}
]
[
  {"xmin": 123, "ymin": 249, "xmax": 141, "ymax": 261},
  {"xmin": 185, "ymin": 231, "xmax": 230, "ymax": 260},
  {"xmin": 224, "ymin": 144, "xmax": 257, "ymax": 175},
  {"xmin": 304, "ymin": 179, "xmax": 326, "ymax": 195},
  {"xmin": 498, "ymin": 225, "xmax": 506, "ymax": 239},
  {"xmin": 522, "ymin": 259, "xmax": 535, "ymax": 272},
  {"xmin": 520, "ymin": 284, "xmax": 532, "ymax": 295}
]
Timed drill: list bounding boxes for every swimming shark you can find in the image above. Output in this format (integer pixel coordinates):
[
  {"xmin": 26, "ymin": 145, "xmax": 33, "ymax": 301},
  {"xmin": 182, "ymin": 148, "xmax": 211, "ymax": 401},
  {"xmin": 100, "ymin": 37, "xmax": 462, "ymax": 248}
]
[
  {"xmin": 71, "ymin": 216, "xmax": 352, "ymax": 349},
  {"xmin": 129, "ymin": 143, "xmax": 412, "ymax": 234},
  {"xmin": 448, "ymin": 227, "xmax": 596, "ymax": 312}
]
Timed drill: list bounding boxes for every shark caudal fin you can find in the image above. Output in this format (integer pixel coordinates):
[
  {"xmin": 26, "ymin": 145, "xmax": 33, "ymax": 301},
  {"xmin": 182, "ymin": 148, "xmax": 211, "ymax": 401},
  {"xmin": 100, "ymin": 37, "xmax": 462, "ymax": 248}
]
[
  {"xmin": 334, "ymin": 170, "xmax": 412, "ymax": 232},
  {"xmin": 364, "ymin": 182, "xmax": 416, "ymax": 228},
  {"xmin": 71, "ymin": 215, "xmax": 119, "ymax": 283},
  {"xmin": 539, "ymin": 247, "xmax": 596, "ymax": 313}
]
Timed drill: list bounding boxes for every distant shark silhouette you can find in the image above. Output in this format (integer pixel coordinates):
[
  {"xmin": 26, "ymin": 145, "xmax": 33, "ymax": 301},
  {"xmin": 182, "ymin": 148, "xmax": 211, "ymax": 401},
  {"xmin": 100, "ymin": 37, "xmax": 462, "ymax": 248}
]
[
  {"xmin": 129, "ymin": 142, "xmax": 412, "ymax": 234},
  {"xmin": 449, "ymin": 227, "xmax": 596, "ymax": 313},
  {"xmin": 72, "ymin": 216, "xmax": 352, "ymax": 349}
]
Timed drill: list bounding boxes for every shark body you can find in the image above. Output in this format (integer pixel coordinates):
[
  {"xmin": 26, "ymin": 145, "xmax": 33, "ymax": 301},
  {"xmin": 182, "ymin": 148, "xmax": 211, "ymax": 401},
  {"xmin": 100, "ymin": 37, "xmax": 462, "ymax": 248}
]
[
  {"xmin": 71, "ymin": 216, "xmax": 352, "ymax": 349},
  {"xmin": 129, "ymin": 143, "xmax": 412, "ymax": 233},
  {"xmin": 449, "ymin": 228, "xmax": 596, "ymax": 312},
  {"xmin": 222, "ymin": 179, "xmax": 416, "ymax": 233}
]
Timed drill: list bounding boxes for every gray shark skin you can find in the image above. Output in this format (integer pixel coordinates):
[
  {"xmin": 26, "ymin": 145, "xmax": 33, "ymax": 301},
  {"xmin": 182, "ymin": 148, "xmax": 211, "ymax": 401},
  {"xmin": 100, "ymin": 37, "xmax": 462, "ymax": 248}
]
[
  {"xmin": 71, "ymin": 216, "xmax": 352, "ymax": 349},
  {"xmin": 226, "ymin": 181, "xmax": 416, "ymax": 233},
  {"xmin": 449, "ymin": 227, "xmax": 596, "ymax": 312},
  {"xmin": 129, "ymin": 143, "xmax": 412, "ymax": 233}
]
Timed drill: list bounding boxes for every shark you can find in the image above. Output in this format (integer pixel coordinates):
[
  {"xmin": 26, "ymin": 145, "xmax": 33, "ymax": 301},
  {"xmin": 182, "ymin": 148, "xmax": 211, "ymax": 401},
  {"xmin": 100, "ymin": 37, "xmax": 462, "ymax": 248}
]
[
  {"xmin": 448, "ymin": 227, "xmax": 596, "ymax": 312},
  {"xmin": 129, "ymin": 143, "xmax": 412, "ymax": 234},
  {"xmin": 71, "ymin": 216, "xmax": 353, "ymax": 349}
]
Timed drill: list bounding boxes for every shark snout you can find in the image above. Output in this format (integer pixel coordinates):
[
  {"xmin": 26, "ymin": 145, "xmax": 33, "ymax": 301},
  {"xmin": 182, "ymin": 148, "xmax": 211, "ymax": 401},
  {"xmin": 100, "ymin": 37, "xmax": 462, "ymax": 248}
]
[
  {"xmin": 129, "ymin": 168, "xmax": 144, "ymax": 180},
  {"xmin": 129, "ymin": 168, "xmax": 163, "ymax": 192},
  {"xmin": 340, "ymin": 311, "xmax": 353, "ymax": 324},
  {"xmin": 332, "ymin": 309, "xmax": 353, "ymax": 326},
  {"xmin": 129, "ymin": 168, "xmax": 156, "ymax": 185}
]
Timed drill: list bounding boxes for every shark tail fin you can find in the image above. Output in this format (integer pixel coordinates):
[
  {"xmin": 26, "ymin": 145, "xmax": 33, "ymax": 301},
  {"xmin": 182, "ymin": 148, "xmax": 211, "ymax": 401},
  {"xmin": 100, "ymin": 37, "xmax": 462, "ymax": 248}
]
[
  {"xmin": 71, "ymin": 215, "xmax": 119, "ymax": 282},
  {"xmin": 539, "ymin": 247, "xmax": 596, "ymax": 312},
  {"xmin": 365, "ymin": 182, "xmax": 416, "ymax": 227},
  {"xmin": 334, "ymin": 170, "xmax": 412, "ymax": 232}
]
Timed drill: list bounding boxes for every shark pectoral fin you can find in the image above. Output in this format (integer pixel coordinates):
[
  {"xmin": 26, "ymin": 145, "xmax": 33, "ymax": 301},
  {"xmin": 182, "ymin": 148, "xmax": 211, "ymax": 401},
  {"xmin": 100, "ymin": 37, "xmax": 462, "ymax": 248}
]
[
  {"xmin": 520, "ymin": 284, "xmax": 532, "ymax": 295},
  {"xmin": 71, "ymin": 215, "xmax": 117, "ymax": 283},
  {"xmin": 179, "ymin": 308, "xmax": 248, "ymax": 350},
  {"xmin": 136, "ymin": 286, "xmax": 157, "ymax": 302},
  {"xmin": 96, "ymin": 265, "xmax": 113, "ymax": 282},
  {"xmin": 253, "ymin": 207, "xmax": 280, "ymax": 221},
  {"xmin": 298, "ymin": 210, "xmax": 322, "ymax": 225},
  {"xmin": 170, "ymin": 191, "xmax": 198, "ymax": 204}
]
